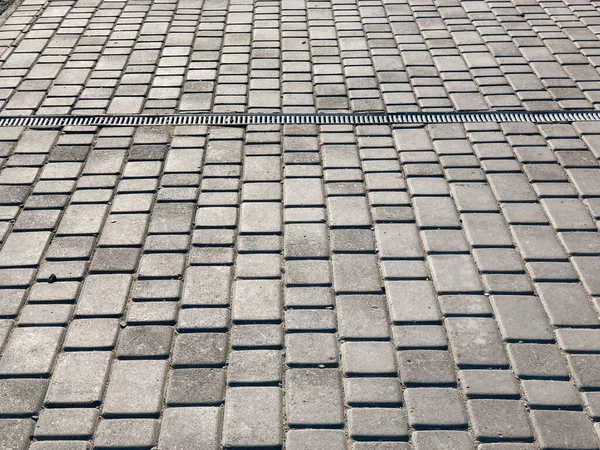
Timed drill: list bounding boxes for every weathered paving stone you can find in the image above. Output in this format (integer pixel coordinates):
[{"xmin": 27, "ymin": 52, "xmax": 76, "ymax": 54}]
[
  {"xmin": 0, "ymin": 378, "xmax": 48, "ymax": 415},
  {"xmin": 412, "ymin": 431, "xmax": 476, "ymax": 450},
  {"xmin": 34, "ymin": 408, "xmax": 98, "ymax": 439},
  {"xmin": 467, "ymin": 400, "xmax": 533, "ymax": 441},
  {"xmin": 445, "ymin": 318, "xmax": 509, "ymax": 368},
  {"xmin": 286, "ymin": 369, "xmax": 344, "ymax": 426},
  {"xmin": 0, "ymin": 419, "xmax": 34, "ymax": 450},
  {"xmin": 530, "ymin": 410, "xmax": 598, "ymax": 450},
  {"xmin": 159, "ymin": 407, "xmax": 221, "ymax": 450},
  {"xmin": 286, "ymin": 430, "xmax": 347, "ymax": 450},
  {"xmin": 166, "ymin": 368, "xmax": 225, "ymax": 406},
  {"xmin": 172, "ymin": 333, "xmax": 228, "ymax": 367},
  {"xmin": 102, "ymin": 360, "xmax": 168, "ymax": 416},
  {"xmin": 94, "ymin": 419, "xmax": 159, "ymax": 449},
  {"xmin": 45, "ymin": 352, "xmax": 112, "ymax": 406},
  {"xmin": 405, "ymin": 388, "xmax": 468, "ymax": 429},
  {"xmin": 222, "ymin": 387, "xmax": 283, "ymax": 448},
  {"xmin": 348, "ymin": 407, "xmax": 409, "ymax": 440},
  {"xmin": 0, "ymin": 327, "xmax": 64, "ymax": 376}
]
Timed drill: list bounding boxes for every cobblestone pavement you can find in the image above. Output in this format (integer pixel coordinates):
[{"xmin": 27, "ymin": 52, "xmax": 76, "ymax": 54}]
[{"xmin": 1, "ymin": 0, "xmax": 600, "ymax": 448}]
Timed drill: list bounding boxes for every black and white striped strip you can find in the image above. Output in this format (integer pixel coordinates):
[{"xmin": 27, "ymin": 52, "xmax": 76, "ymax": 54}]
[{"xmin": 0, "ymin": 110, "xmax": 599, "ymax": 127}]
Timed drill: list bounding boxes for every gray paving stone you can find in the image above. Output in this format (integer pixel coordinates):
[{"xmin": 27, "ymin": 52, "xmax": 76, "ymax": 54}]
[
  {"xmin": 285, "ymin": 309, "xmax": 336, "ymax": 332},
  {"xmin": 182, "ymin": 266, "xmax": 232, "ymax": 306},
  {"xmin": 348, "ymin": 407, "xmax": 409, "ymax": 439},
  {"xmin": 429, "ymin": 255, "xmax": 483, "ymax": 294},
  {"xmin": 232, "ymin": 279, "xmax": 282, "ymax": 323},
  {"xmin": 94, "ymin": 419, "xmax": 159, "ymax": 449},
  {"xmin": 467, "ymin": 400, "xmax": 533, "ymax": 441},
  {"xmin": 522, "ymin": 380, "xmax": 581, "ymax": 408},
  {"xmin": 45, "ymin": 351, "xmax": 112, "ymax": 406},
  {"xmin": 75, "ymin": 274, "xmax": 132, "ymax": 317},
  {"xmin": 445, "ymin": 318, "xmax": 509, "ymax": 368},
  {"xmin": 34, "ymin": 408, "xmax": 98, "ymax": 439},
  {"xmin": 167, "ymin": 364, "xmax": 224, "ymax": 405},
  {"xmin": 489, "ymin": 295, "xmax": 553, "ymax": 342},
  {"xmin": 405, "ymin": 388, "xmax": 468, "ymax": 429},
  {"xmin": 222, "ymin": 387, "xmax": 283, "ymax": 448},
  {"xmin": 385, "ymin": 280, "xmax": 442, "ymax": 323},
  {"xmin": 286, "ymin": 368, "xmax": 344, "ymax": 426},
  {"xmin": 228, "ymin": 350, "xmax": 282, "ymax": 385},
  {"xmin": 398, "ymin": 350, "xmax": 457, "ymax": 386},
  {"xmin": 286, "ymin": 333, "xmax": 338, "ymax": 367},
  {"xmin": 342, "ymin": 341, "xmax": 397, "ymax": 375},
  {"xmin": 530, "ymin": 410, "xmax": 598, "ymax": 450},
  {"xmin": 0, "ymin": 231, "xmax": 51, "ymax": 267},
  {"xmin": 0, "ymin": 327, "xmax": 64, "ymax": 376},
  {"xmin": 413, "ymin": 431, "xmax": 475, "ymax": 450},
  {"xmin": 286, "ymin": 430, "xmax": 346, "ymax": 450},
  {"xmin": 332, "ymin": 253, "xmax": 382, "ymax": 294},
  {"xmin": 567, "ymin": 354, "xmax": 600, "ymax": 389},
  {"xmin": 507, "ymin": 343, "xmax": 569, "ymax": 379},
  {"xmin": 0, "ymin": 419, "xmax": 34, "ymax": 450},
  {"xmin": 336, "ymin": 294, "xmax": 389, "ymax": 339},
  {"xmin": 158, "ymin": 407, "xmax": 221, "ymax": 450},
  {"xmin": 117, "ymin": 325, "xmax": 173, "ymax": 358},
  {"xmin": 102, "ymin": 360, "xmax": 168, "ymax": 416},
  {"xmin": 458, "ymin": 370, "xmax": 520, "ymax": 399},
  {"xmin": 0, "ymin": 378, "xmax": 47, "ymax": 415},
  {"xmin": 63, "ymin": 319, "xmax": 119, "ymax": 350}
]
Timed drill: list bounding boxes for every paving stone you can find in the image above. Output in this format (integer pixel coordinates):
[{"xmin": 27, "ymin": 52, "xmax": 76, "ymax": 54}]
[
  {"xmin": 45, "ymin": 351, "xmax": 112, "ymax": 406},
  {"xmin": 34, "ymin": 408, "xmax": 98, "ymax": 439},
  {"xmin": 0, "ymin": 327, "xmax": 64, "ymax": 376},
  {"xmin": 413, "ymin": 431, "xmax": 475, "ymax": 450},
  {"xmin": 102, "ymin": 360, "xmax": 168, "ymax": 416},
  {"xmin": 530, "ymin": 410, "xmax": 598, "ymax": 450},
  {"xmin": 342, "ymin": 341, "xmax": 397, "ymax": 375},
  {"xmin": 182, "ymin": 266, "xmax": 232, "ymax": 306},
  {"xmin": 166, "ymin": 368, "xmax": 225, "ymax": 406},
  {"xmin": 567, "ymin": 354, "xmax": 600, "ymax": 389},
  {"xmin": 228, "ymin": 350, "xmax": 282, "ymax": 385},
  {"xmin": 158, "ymin": 407, "xmax": 221, "ymax": 450},
  {"xmin": 507, "ymin": 343, "xmax": 569, "ymax": 379},
  {"xmin": 489, "ymin": 295, "xmax": 553, "ymax": 341},
  {"xmin": 332, "ymin": 253, "xmax": 382, "ymax": 294},
  {"xmin": 94, "ymin": 419, "xmax": 159, "ymax": 449},
  {"xmin": 467, "ymin": 400, "xmax": 533, "ymax": 441},
  {"xmin": 429, "ymin": 255, "xmax": 483, "ymax": 293},
  {"xmin": 286, "ymin": 430, "xmax": 347, "ymax": 450},
  {"xmin": 336, "ymin": 295, "xmax": 389, "ymax": 339},
  {"xmin": 385, "ymin": 280, "xmax": 442, "ymax": 323},
  {"xmin": 0, "ymin": 231, "xmax": 51, "ymax": 267},
  {"xmin": 0, "ymin": 419, "xmax": 34, "ymax": 450},
  {"xmin": 458, "ymin": 370, "xmax": 520, "ymax": 399},
  {"xmin": 345, "ymin": 377, "xmax": 402, "ymax": 407},
  {"xmin": 405, "ymin": 388, "xmax": 468, "ymax": 429},
  {"xmin": 445, "ymin": 318, "xmax": 509, "ymax": 368},
  {"xmin": 63, "ymin": 319, "xmax": 120, "ymax": 350},
  {"xmin": 0, "ymin": 378, "xmax": 47, "ymax": 415},
  {"xmin": 285, "ymin": 309, "xmax": 336, "ymax": 332},
  {"xmin": 232, "ymin": 279, "xmax": 282, "ymax": 322},
  {"xmin": 222, "ymin": 387, "xmax": 283, "ymax": 448},
  {"xmin": 286, "ymin": 368, "xmax": 344, "ymax": 426},
  {"xmin": 348, "ymin": 407, "xmax": 409, "ymax": 439},
  {"xmin": 172, "ymin": 332, "xmax": 228, "ymax": 367},
  {"xmin": 286, "ymin": 333, "xmax": 338, "ymax": 367},
  {"xmin": 117, "ymin": 325, "xmax": 173, "ymax": 358},
  {"xmin": 522, "ymin": 380, "xmax": 581, "ymax": 408}
]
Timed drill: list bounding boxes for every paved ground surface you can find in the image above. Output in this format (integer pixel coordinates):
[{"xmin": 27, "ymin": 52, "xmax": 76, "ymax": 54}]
[{"xmin": 1, "ymin": 0, "xmax": 600, "ymax": 448}]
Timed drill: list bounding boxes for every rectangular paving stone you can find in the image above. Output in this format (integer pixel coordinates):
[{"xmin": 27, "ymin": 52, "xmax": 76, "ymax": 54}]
[
  {"xmin": 445, "ymin": 317, "xmax": 509, "ymax": 368},
  {"xmin": 0, "ymin": 231, "xmax": 51, "ymax": 267},
  {"xmin": 222, "ymin": 387, "xmax": 282, "ymax": 448},
  {"xmin": 0, "ymin": 327, "xmax": 64, "ymax": 376},
  {"xmin": 102, "ymin": 360, "xmax": 168, "ymax": 417},
  {"xmin": 286, "ymin": 368, "xmax": 344, "ymax": 427}
]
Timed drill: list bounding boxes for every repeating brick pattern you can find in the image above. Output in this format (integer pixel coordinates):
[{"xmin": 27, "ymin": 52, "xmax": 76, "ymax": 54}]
[{"xmin": 1, "ymin": 0, "xmax": 600, "ymax": 448}]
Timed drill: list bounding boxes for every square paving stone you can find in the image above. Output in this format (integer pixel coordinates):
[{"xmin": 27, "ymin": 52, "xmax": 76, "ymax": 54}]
[
  {"xmin": 342, "ymin": 341, "xmax": 397, "ymax": 375},
  {"xmin": 158, "ymin": 407, "xmax": 221, "ymax": 450},
  {"xmin": 286, "ymin": 333, "xmax": 338, "ymax": 367},
  {"xmin": 166, "ymin": 368, "xmax": 225, "ymax": 406},
  {"xmin": 405, "ymin": 388, "xmax": 468, "ymax": 429}
]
